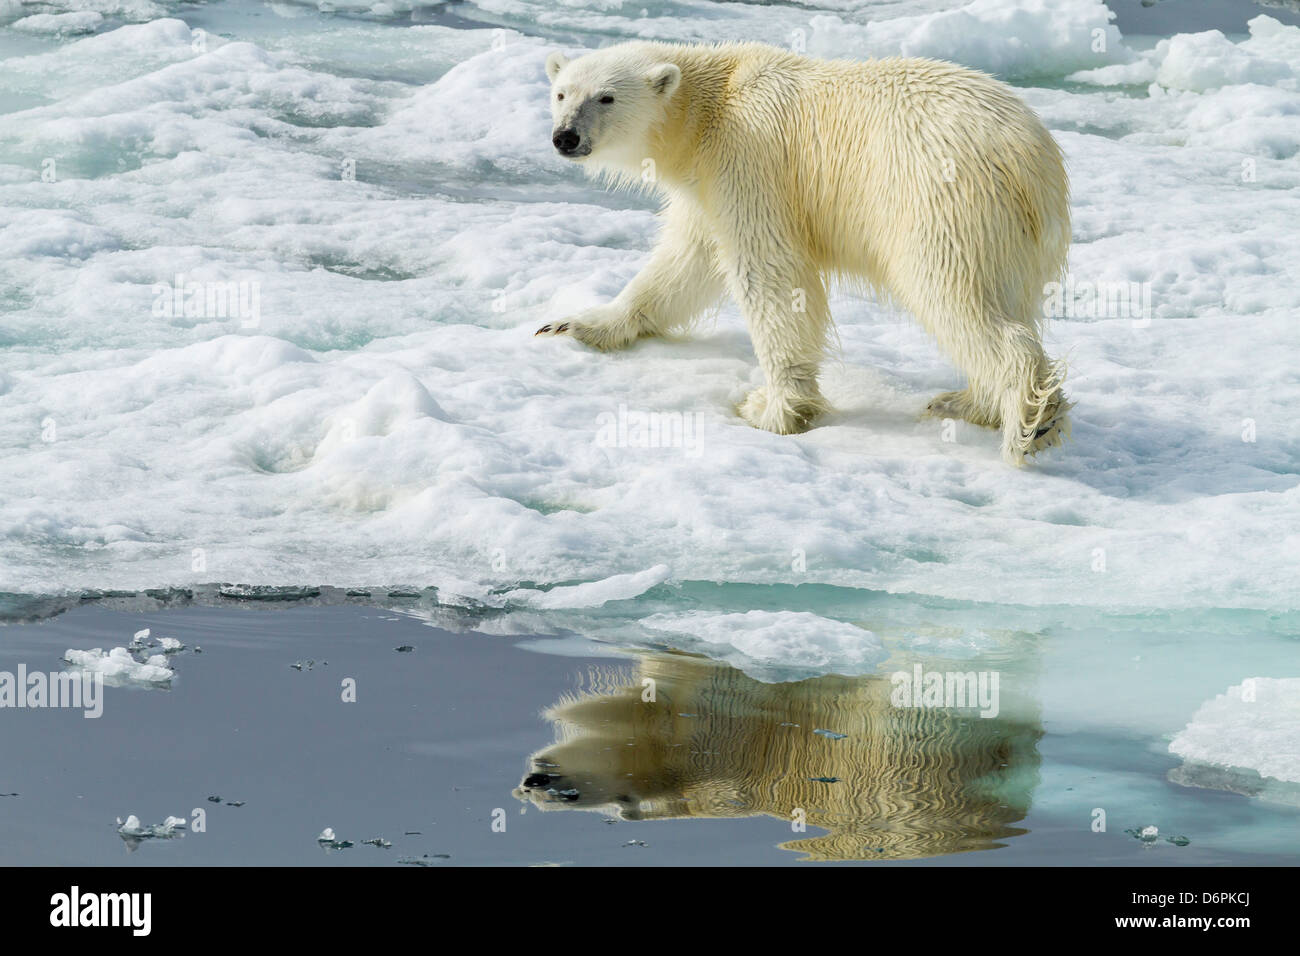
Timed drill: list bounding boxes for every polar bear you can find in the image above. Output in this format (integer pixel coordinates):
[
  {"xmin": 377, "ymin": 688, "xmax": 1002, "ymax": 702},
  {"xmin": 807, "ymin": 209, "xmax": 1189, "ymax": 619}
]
[
  {"xmin": 535, "ymin": 42, "xmax": 1072, "ymax": 464},
  {"xmin": 514, "ymin": 652, "xmax": 1042, "ymax": 861}
]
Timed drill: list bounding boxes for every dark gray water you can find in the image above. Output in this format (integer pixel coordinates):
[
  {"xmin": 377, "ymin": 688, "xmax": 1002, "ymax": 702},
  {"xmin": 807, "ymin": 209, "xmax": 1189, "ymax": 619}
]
[{"xmin": 1, "ymin": 604, "xmax": 1295, "ymax": 866}]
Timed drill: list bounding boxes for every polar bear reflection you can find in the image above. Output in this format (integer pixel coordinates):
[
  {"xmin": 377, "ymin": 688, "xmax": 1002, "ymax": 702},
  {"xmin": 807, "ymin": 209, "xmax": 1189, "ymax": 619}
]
[{"xmin": 515, "ymin": 652, "xmax": 1041, "ymax": 861}]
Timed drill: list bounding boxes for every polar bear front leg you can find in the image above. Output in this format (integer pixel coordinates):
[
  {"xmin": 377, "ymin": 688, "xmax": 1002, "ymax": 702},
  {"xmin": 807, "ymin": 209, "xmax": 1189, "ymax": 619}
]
[
  {"xmin": 536, "ymin": 202, "xmax": 723, "ymax": 350},
  {"xmin": 727, "ymin": 255, "xmax": 832, "ymax": 435},
  {"xmin": 534, "ymin": 301, "xmax": 643, "ymax": 351}
]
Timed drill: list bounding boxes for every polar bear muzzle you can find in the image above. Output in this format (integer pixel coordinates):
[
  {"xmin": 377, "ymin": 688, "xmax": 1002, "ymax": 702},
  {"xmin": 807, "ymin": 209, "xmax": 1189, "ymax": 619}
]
[{"xmin": 552, "ymin": 127, "xmax": 585, "ymax": 157}]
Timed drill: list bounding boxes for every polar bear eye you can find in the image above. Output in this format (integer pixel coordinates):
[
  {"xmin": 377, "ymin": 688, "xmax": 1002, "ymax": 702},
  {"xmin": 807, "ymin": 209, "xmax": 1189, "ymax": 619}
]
[
  {"xmin": 599, "ymin": 95, "xmax": 614, "ymax": 104},
  {"xmin": 556, "ymin": 92, "xmax": 564, "ymax": 101}
]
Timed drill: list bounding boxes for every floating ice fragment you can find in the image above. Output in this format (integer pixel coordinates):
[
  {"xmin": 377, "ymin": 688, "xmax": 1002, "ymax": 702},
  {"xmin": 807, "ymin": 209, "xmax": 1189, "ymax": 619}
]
[
  {"xmin": 642, "ymin": 611, "xmax": 885, "ymax": 683},
  {"xmin": 503, "ymin": 566, "xmax": 671, "ymax": 610},
  {"xmin": 813, "ymin": 729, "xmax": 848, "ymax": 740},
  {"xmin": 317, "ymin": 827, "xmax": 353, "ymax": 850},
  {"xmin": 220, "ymin": 585, "xmax": 321, "ymax": 601},
  {"xmin": 63, "ymin": 647, "xmax": 173, "ymax": 687},
  {"xmin": 1124, "ymin": 825, "xmax": 1161, "ymax": 843},
  {"xmin": 1170, "ymin": 678, "xmax": 1300, "ymax": 784},
  {"xmin": 116, "ymin": 813, "xmax": 186, "ymax": 850}
]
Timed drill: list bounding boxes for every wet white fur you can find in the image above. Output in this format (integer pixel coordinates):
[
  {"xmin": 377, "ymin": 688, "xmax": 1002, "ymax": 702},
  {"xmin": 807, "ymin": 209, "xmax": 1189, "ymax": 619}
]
[{"xmin": 541, "ymin": 42, "xmax": 1071, "ymax": 465}]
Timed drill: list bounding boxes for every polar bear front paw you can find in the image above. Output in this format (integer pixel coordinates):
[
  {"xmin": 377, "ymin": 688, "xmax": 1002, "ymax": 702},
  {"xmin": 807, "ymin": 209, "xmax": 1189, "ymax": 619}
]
[
  {"xmin": 534, "ymin": 308, "xmax": 640, "ymax": 352},
  {"xmin": 737, "ymin": 385, "xmax": 827, "ymax": 435}
]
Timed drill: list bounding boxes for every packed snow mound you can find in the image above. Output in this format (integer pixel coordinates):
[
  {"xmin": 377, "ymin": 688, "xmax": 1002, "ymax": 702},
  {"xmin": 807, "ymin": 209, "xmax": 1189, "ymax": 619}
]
[
  {"xmin": 0, "ymin": 1, "xmax": 166, "ymax": 25},
  {"xmin": 466, "ymin": 0, "xmax": 1130, "ymax": 78},
  {"xmin": 1071, "ymin": 15, "xmax": 1300, "ymax": 91},
  {"xmin": 808, "ymin": 0, "xmax": 1130, "ymax": 78},
  {"xmin": 11, "ymin": 11, "xmax": 105, "ymax": 35}
]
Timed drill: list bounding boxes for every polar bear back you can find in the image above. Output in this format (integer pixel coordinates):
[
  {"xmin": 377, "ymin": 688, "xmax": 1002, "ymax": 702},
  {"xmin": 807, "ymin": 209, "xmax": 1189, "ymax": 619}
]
[{"xmin": 639, "ymin": 43, "xmax": 1070, "ymax": 322}]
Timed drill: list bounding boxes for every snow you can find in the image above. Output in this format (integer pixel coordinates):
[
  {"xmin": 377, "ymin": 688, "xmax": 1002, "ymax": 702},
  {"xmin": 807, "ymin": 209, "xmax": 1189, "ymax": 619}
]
[
  {"xmin": 1, "ymin": 2, "xmax": 165, "ymax": 24},
  {"xmin": 1072, "ymin": 15, "xmax": 1300, "ymax": 92},
  {"xmin": 807, "ymin": 0, "xmax": 1130, "ymax": 79},
  {"xmin": 11, "ymin": 12, "xmax": 104, "ymax": 35},
  {"xmin": 0, "ymin": 1, "xmax": 1297, "ymax": 633}
]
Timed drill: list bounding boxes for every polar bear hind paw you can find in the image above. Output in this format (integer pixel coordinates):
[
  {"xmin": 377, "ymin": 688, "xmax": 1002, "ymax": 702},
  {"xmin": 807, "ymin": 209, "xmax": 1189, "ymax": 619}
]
[{"xmin": 1003, "ymin": 400, "xmax": 1072, "ymax": 466}]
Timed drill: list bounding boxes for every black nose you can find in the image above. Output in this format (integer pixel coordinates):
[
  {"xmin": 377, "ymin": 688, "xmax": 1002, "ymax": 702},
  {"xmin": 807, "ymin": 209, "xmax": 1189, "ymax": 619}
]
[
  {"xmin": 523, "ymin": 773, "xmax": 554, "ymax": 789},
  {"xmin": 552, "ymin": 129, "xmax": 580, "ymax": 154}
]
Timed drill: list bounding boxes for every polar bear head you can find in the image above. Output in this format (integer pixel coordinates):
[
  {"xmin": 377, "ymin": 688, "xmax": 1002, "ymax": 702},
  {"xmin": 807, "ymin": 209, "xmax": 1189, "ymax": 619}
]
[{"xmin": 545, "ymin": 46, "xmax": 682, "ymax": 172}]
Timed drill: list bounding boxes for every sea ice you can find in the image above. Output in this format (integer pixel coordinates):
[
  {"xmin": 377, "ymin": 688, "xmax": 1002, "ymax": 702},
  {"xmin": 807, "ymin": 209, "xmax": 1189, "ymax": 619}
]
[
  {"xmin": 1169, "ymin": 678, "xmax": 1300, "ymax": 785},
  {"xmin": 0, "ymin": 1, "xmax": 1297, "ymax": 660}
]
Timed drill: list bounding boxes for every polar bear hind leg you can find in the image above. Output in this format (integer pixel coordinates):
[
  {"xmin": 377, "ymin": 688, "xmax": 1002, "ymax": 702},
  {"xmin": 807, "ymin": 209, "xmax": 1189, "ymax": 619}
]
[{"xmin": 918, "ymin": 297, "xmax": 1070, "ymax": 465}]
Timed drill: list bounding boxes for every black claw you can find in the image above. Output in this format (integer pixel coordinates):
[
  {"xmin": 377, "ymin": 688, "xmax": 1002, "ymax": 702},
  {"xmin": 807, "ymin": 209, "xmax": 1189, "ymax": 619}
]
[
  {"xmin": 535, "ymin": 325, "xmax": 552, "ymax": 335},
  {"xmin": 556, "ymin": 323, "xmax": 569, "ymax": 333}
]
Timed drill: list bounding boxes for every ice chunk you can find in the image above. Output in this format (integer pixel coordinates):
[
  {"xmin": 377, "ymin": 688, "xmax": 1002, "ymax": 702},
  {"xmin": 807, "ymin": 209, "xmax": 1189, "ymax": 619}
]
[
  {"xmin": 503, "ymin": 565, "xmax": 671, "ymax": 610},
  {"xmin": 1170, "ymin": 678, "xmax": 1300, "ymax": 784},
  {"xmin": 642, "ymin": 611, "xmax": 886, "ymax": 683},
  {"xmin": 316, "ymin": 826, "xmax": 353, "ymax": 850},
  {"xmin": 62, "ymin": 647, "xmax": 174, "ymax": 686},
  {"xmin": 116, "ymin": 813, "xmax": 186, "ymax": 850}
]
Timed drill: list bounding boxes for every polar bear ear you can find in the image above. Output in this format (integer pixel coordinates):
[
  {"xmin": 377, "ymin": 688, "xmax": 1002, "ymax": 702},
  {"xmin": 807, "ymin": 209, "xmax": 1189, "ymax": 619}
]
[
  {"xmin": 646, "ymin": 63, "xmax": 681, "ymax": 97},
  {"xmin": 545, "ymin": 51, "xmax": 569, "ymax": 83}
]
